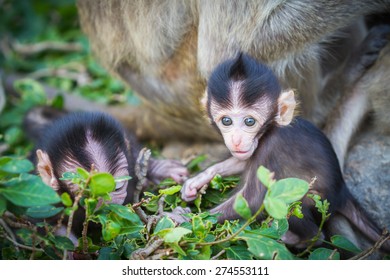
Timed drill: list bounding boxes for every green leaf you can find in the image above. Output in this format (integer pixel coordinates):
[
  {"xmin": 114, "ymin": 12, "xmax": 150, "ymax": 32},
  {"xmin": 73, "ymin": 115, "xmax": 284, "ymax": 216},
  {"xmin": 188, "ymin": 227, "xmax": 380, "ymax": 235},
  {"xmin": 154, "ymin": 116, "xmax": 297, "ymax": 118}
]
[
  {"xmin": 117, "ymin": 218, "xmax": 144, "ymax": 237},
  {"xmin": 257, "ymin": 166, "xmax": 276, "ymax": 188},
  {"xmin": 59, "ymin": 171, "xmax": 81, "ymax": 181},
  {"xmin": 26, "ymin": 205, "xmax": 64, "ymax": 218},
  {"xmin": 98, "ymin": 247, "xmax": 120, "ymax": 260},
  {"xmin": 170, "ymin": 243, "xmax": 187, "ymax": 256},
  {"xmin": 2, "ymin": 174, "xmax": 60, "ymax": 207},
  {"xmin": 308, "ymin": 194, "xmax": 330, "ymax": 216},
  {"xmin": 107, "ymin": 204, "xmax": 141, "ymax": 223},
  {"xmin": 85, "ymin": 198, "xmax": 98, "ymax": 216},
  {"xmin": 89, "ymin": 172, "xmax": 115, "ymax": 197},
  {"xmin": 100, "ymin": 219, "xmax": 121, "ymax": 241},
  {"xmin": 192, "ymin": 215, "xmax": 206, "ymax": 239},
  {"xmin": 114, "ymin": 175, "xmax": 132, "ymax": 183},
  {"xmin": 154, "ymin": 216, "xmax": 175, "ymax": 234},
  {"xmin": 159, "ymin": 185, "xmax": 182, "ymax": 195},
  {"xmin": 193, "ymin": 245, "xmax": 211, "ymax": 260},
  {"xmin": 16, "ymin": 229, "xmax": 34, "ymax": 246},
  {"xmin": 233, "ymin": 194, "xmax": 252, "ymax": 220},
  {"xmin": 3, "ymin": 127, "xmax": 24, "ymax": 146},
  {"xmin": 158, "ymin": 178, "xmax": 177, "ymax": 187},
  {"xmin": 76, "ymin": 167, "xmax": 90, "ymax": 180},
  {"xmin": 186, "ymin": 154, "xmax": 207, "ymax": 173},
  {"xmin": 290, "ymin": 202, "xmax": 304, "ymax": 219},
  {"xmin": 258, "ymin": 219, "xmax": 289, "ymax": 239},
  {"xmin": 50, "ymin": 94, "xmax": 64, "ymax": 110},
  {"xmin": 210, "ymin": 174, "xmax": 223, "ymax": 190},
  {"xmin": 61, "ymin": 192, "xmax": 72, "ymax": 207},
  {"xmin": 14, "ymin": 79, "xmax": 46, "ymax": 105},
  {"xmin": 0, "ymin": 157, "xmax": 34, "ymax": 174},
  {"xmin": 309, "ymin": 248, "xmax": 340, "ymax": 260},
  {"xmin": 268, "ymin": 178, "xmax": 309, "ymax": 203},
  {"xmin": 264, "ymin": 178, "xmax": 309, "ymax": 220},
  {"xmin": 331, "ymin": 235, "xmax": 362, "ymax": 254},
  {"xmin": 194, "ymin": 195, "xmax": 202, "ymax": 213},
  {"xmin": 77, "ymin": 237, "xmax": 100, "ymax": 253},
  {"xmin": 264, "ymin": 196, "xmax": 288, "ymax": 220},
  {"xmin": 0, "ymin": 195, "xmax": 6, "ymax": 216},
  {"xmin": 203, "ymin": 189, "xmax": 227, "ymax": 204},
  {"xmin": 226, "ymin": 245, "xmax": 253, "ymax": 260},
  {"xmin": 239, "ymin": 232, "xmax": 295, "ymax": 260},
  {"xmin": 157, "ymin": 227, "xmax": 192, "ymax": 243},
  {"xmin": 156, "ymin": 227, "xmax": 192, "ymax": 256},
  {"xmin": 51, "ymin": 236, "xmax": 75, "ymax": 251}
]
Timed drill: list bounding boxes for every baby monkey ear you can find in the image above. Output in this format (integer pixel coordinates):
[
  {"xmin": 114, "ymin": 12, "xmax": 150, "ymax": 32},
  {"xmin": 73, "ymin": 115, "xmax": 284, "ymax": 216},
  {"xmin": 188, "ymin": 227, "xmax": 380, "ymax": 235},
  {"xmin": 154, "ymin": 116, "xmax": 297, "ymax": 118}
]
[
  {"xmin": 36, "ymin": 149, "xmax": 60, "ymax": 191},
  {"xmin": 200, "ymin": 89, "xmax": 208, "ymax": 110},
  {"xmin": 276, "ymin": 90, "xmax": 296, "ymax": 126},
  {"xmin": 200, "ymin": 89, "xmax": 213, "ymax": 124}
]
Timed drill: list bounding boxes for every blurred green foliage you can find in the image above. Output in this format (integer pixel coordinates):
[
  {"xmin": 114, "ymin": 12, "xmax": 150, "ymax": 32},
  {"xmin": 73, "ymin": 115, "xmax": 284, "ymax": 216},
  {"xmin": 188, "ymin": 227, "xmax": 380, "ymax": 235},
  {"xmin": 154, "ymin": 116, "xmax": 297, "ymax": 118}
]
[{"xmin": 0, "ymin": 0, "xmax": 137, "ymax": 156}]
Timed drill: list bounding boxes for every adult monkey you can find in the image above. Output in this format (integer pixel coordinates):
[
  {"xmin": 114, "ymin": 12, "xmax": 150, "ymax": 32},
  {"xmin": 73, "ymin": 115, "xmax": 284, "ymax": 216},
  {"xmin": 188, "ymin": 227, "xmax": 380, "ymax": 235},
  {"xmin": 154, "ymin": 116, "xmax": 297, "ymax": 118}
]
[{"xmin": 76, "ymin": 0, "xmax": 390, "ymax": 143}]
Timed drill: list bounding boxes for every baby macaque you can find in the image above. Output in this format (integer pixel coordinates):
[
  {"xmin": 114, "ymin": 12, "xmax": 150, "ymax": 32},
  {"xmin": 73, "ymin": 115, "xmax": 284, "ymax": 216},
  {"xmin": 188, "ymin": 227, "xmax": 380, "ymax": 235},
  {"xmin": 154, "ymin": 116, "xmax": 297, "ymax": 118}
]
[
  {"xmin": 24, "ymin": 107, "xmax": 188, "ymax": 240},
  {"xmin": 180, "ymin": 53, "xmax": 389, "ymax": 251}
]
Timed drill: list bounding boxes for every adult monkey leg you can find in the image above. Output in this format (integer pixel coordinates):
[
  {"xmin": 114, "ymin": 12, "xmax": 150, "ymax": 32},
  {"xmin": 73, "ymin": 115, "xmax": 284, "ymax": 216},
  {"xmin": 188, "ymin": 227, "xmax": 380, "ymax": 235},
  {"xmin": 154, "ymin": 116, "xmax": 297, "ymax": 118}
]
[{"xmin": 76, "ymin": 0, "xmax": 389, "ymax": 142}]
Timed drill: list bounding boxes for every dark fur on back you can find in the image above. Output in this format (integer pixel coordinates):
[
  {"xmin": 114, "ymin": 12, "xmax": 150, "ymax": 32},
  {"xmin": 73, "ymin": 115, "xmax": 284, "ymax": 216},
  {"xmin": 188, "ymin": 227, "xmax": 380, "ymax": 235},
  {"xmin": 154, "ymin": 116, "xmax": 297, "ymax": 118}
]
[{"xmin": 244, "ymin": 117, "xmax": 383, "ymax": 245}]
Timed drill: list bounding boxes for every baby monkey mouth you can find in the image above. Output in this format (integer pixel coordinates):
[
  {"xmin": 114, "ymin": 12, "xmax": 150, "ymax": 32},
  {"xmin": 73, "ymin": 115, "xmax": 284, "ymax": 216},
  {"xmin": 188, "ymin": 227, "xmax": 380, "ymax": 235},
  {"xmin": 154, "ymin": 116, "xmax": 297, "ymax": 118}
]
[{"xmin": 233, "ymin": 150, "xmax": 249, "ymax": 154}]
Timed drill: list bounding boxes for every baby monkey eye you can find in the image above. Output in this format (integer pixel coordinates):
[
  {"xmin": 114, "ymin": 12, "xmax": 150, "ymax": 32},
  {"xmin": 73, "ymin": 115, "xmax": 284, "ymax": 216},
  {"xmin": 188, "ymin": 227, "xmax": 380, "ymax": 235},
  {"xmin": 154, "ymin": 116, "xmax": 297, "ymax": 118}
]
[
  {"xmin": 221, "ymin": 116, "xmax": 233, "ymax": 126},
  {"xmin": 244, "ymin": 117, "xmax": 256, "ymax": 126}
]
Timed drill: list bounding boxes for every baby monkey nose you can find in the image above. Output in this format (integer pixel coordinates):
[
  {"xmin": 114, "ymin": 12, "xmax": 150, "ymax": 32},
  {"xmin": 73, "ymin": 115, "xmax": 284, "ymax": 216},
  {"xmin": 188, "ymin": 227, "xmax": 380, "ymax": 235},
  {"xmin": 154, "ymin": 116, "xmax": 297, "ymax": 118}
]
[{"xmin": 232, "ymin": 134, "xmax": 242, "ymax": 147}]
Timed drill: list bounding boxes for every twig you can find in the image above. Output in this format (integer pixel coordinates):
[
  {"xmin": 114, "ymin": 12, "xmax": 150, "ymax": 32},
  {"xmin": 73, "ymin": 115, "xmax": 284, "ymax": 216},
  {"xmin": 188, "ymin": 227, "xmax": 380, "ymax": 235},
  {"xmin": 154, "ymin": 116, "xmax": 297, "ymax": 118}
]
[
  {"xmin": 134, "ymin": 148, "xmax": 151, "ymax": 203},
  {"xmin": 158, "ymin": 195, "xmax": 167, "ymax": 215},
  {"xmin": 3, "ymin": 213, "xmax": 36, "ymax": 230},
  {"xmin": 132, "ymin": 198, "xmax": 150, "ymax": 209},
  {"xmin": 27, "ymin": 67, "xmax": 91, "ymax": 86},
  {"xmin": 66, "ymin": 191, "xmax": 84, "ymax": 239},
  {"xmin": 0, "ymin": 218, "xmax": 19, "ymax": 252},
  {"xmin": 2, "ymin": 212, "xmax": 41, "ymax": 256},
  {"xmin": 146, "ymin": 248, "xmax": 174, "ymax": 260},
  {"xmin": 328, "ymin": 249, "xmax": 339, "ymax": 260},
  {"xmin": 134, "ymin": 207, "xmax": 149, "ymax": 225},
  {"xmin": 211, "ymin": 249, "xmax": 226, "ymax": 260},
  {"xmin": 63, "ymin": 189, "xmax": 85, "ymax": 260},
  {"xmin": 130, "ymin": 236, "xmax": 164, "ymax": 260},
  {"xmin": 51, "ymin": 212, "xmax": 66, "ymax": 234},
  {"xmin": 132, "ymin": 198, "xmax": 150, "ymax": 224},
  {"xmin": 197, "ymin": 204, "xmax": 265, "ymax": 246},
  {"xmin": 309, "ymin": 176, "xmax": 317, "ymax": 189},
  {"xmin": 131, "ymin": 148, "xmax": 152, "ymax": 224},
  {"xmin": 30, "ymin": 233, "xmax": 38, "ymax": 260},
  {"xmin": 199, "ymin": 184, "xmax": 209, "ymax": 195},
  {"xmin": 349, "ymin": 230, "xmax": 390, "ymax": 260},
  {"xmin": 81, "ymin": 220, "xmax": 89, "ymax": 254},
  {"xmin": 13, "ymin": 41, "xmax": 83, "ymax": 55},
  {"xmin": 3, "ymin": 235, "xmax": 44, "ymax": 252}
]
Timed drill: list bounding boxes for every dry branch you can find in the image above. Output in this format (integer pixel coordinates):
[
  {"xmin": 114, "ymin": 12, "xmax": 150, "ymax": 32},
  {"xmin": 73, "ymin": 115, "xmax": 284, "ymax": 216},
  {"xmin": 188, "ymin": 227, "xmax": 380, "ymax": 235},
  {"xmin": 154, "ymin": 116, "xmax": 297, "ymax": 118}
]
[{"xmin": 13, "ymin": 41, "xmax": 82, "ymax": 55}]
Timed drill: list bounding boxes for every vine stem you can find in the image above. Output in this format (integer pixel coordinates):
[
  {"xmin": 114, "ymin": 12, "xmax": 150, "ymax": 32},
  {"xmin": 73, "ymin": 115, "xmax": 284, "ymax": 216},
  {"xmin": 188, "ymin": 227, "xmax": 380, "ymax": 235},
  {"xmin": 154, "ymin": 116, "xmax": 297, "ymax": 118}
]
[
  {"xmin": 63, "ymin": 186, "xmax": 86, "ymax": 260},
  {"xmin": 197, "ymin": 204, "xmax": 265, "ymax": 246},
  {"xmin": 297, "ymin": 209, "xmax": 329, "ymax": 257}
]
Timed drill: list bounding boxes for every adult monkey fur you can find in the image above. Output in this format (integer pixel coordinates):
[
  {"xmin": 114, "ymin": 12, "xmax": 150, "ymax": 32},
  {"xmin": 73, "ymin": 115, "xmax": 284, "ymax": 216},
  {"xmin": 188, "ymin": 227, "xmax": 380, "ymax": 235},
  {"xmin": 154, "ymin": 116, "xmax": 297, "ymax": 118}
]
[
  {"xmin": 180, "ymin": 53, "xmax": 390, "ymax": 252},
  {"xmin": 74, "ymin": 1, "xmax": 390, "ymax": 233},
  {"xmin": 76, "ymin": 0, "xmax": 390, "ymax": 144}
]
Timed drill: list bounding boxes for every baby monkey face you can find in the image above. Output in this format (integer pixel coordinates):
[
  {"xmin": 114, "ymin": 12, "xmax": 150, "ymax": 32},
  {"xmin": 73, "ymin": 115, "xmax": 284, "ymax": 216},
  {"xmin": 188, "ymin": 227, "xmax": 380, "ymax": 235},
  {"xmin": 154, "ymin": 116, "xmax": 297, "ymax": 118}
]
[{"xmin": 213, "ymin": 107, "xmax": 264, "ymax": 161}]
